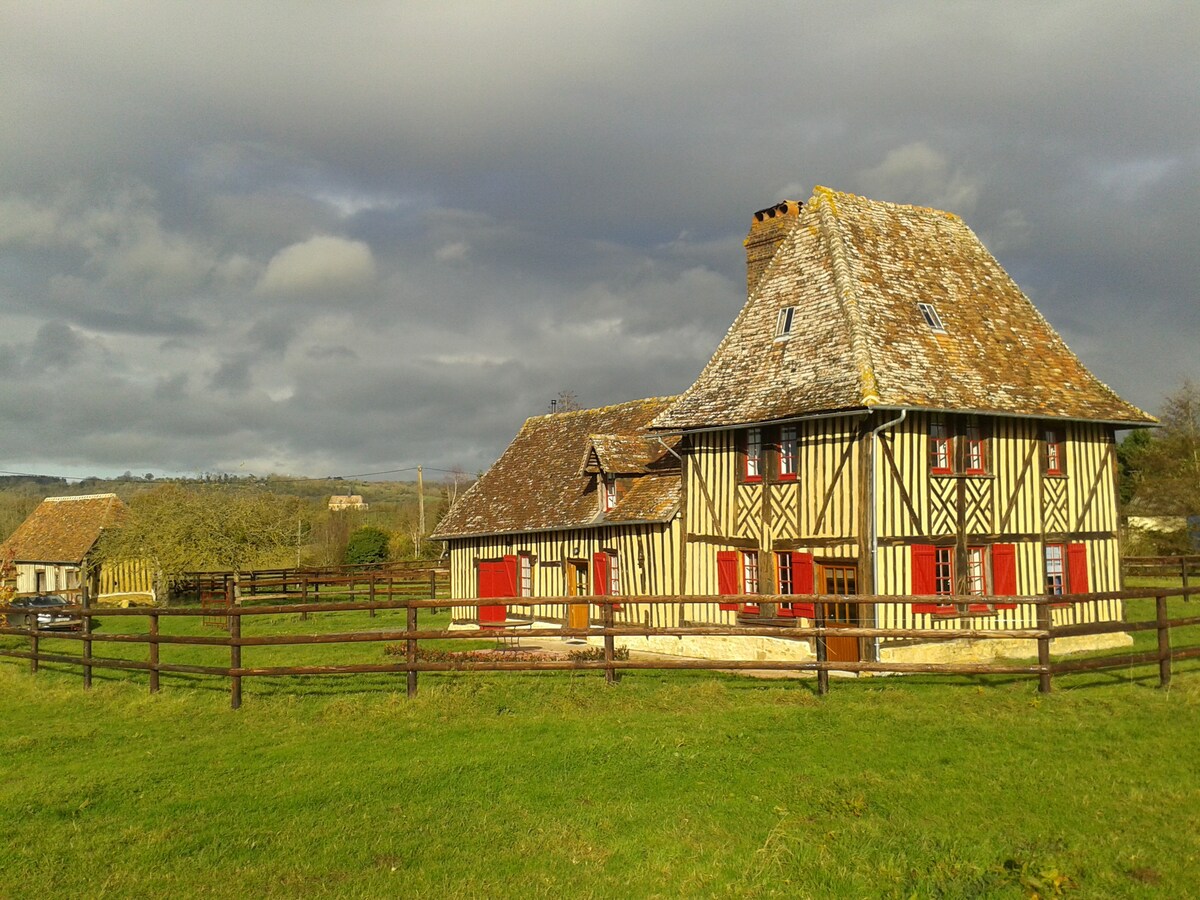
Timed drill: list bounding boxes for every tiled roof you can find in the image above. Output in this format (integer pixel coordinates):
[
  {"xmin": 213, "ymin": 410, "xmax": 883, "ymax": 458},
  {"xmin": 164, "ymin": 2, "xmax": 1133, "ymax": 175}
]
[
  {"xmin": 652, "ymin": 187, "xmax": 1155, "ymax": 430},
  {"xmin": 578, "ymin": 433, "xmax": 677, "ymax": 475},
  {"xmin": 433, "ymin": 397, "xmax": 681, "ymax": 539},
  {"xmin": 0, "ymin": 494, "xmax": 126, "ymax": 564}
]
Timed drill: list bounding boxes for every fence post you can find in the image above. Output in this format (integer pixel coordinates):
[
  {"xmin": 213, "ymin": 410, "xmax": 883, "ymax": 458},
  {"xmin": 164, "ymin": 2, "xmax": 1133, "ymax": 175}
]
[
  {"xmin": 430, "ymin": 570, "xmax": 437, "ymax": 610},
  {"xmin": 369, "ymin": 573, "xmax": 376, "ymax": 618},
  {"xmin": 149, "ymin": 612, "xmax": 160, "ymax": 694},
  {"xmin": 29, "ymin": 608, "xmax": 39, "ymax": 675},
  {"xmin": 1036, "ymin": 600, "xmax": 1052, "ymax": 694},
  {"xmin": 230, "ymin": 574, "xmax": 242, "ymax": 709},
  {"xmin": 81, "ymin": 580, "xmax": 92, "ymax": 690},
  {"xmin": 406, "ymin": 600, "xmax": 418, "ymax": 698},
  {"xmin": 1182, "ymin": 557, "xmax": 1190, "ymax": 600},
  {"xmin": 603, "ymin": 600, "xmax": 618, "ymax": 684},
  {"xmin": 815, "ymin": 599, "xmax": 828, "ymax": 696},
  {"xmin": 1156, "ymin": 591, "xmax": 1171, "ymax": 689},
  {"xmin": 300, "ymin": 574, "xmax": 309, "ymax": 621}
]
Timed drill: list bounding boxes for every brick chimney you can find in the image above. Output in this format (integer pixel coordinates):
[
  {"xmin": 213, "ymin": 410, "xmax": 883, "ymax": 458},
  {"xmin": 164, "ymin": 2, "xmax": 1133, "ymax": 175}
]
[{"xmin": 744, "ymin": 200, "xmax": 802, "ymax": 296}]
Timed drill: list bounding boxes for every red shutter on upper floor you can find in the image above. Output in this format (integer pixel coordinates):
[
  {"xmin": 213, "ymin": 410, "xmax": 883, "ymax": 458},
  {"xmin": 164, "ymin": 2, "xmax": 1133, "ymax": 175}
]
[
  {"xmin": 992, "ymin": 544, "xmax": 1018, "ymax": 610},
  {"xmin": 717, "ymin": 551, "xmax": 739, "ymax": 611}
]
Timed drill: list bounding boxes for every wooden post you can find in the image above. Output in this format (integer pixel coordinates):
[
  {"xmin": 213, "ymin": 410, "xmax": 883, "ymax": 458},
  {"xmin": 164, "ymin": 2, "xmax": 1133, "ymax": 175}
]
[
  {"xmin": 81, "ymin": 580, "xmax": 92, "ymax": 690},
  {"xmin": 1036, "ymin": 600, "xmax": 1052, "ymax": 694},
  {"xmin": 1156, "ymin": 591, "xmax": 1171, "ymax": 689},
  {"xmin": 603, "ymin": 600, "xmax": 618, "ymax": 684},
  {"xmin": 301, "ymin": 574, "xmax": 309, "ymax": 621},
  {"xmin": 369, "ymin": 573, "xmax": 376, "ymax": 618},
  {"xmin": 406, "ymin": 601, "xmax": 418, "ymax": 698},
  {"xmin": 416, "ymin": 465, "xmax": 425, "ymax": 558},
  {"xmin": 149, "ymin": 612, "xmax": 160, "ymax": 694},
  {"xmin": 1181, "ymin": 557, "xmax": 1190, "ymax": 600},
  {"xmin": 429, "ymin": 570, "xmax": 437, "ymax": 609},
  {"xmin": 29, "ymin": 610, "xmax": 39, "ymax": 675},
  {"xmin": 230, "ymin": 574, "xmax": 242, "ymax": 709},
  {"xmin": 815, "ymin": 599, "xmax": 829, "ymax": 696}
]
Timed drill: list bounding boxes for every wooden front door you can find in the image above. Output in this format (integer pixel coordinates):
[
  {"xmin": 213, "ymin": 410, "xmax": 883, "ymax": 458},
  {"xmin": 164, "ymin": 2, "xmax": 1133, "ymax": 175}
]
[
  {"xmin": 819, "ymin": 562, "xmax": 860, "ymax": 663},
  {"xmin": 566, "ymin": 561, "xmax": 589, "ymax": 629}
]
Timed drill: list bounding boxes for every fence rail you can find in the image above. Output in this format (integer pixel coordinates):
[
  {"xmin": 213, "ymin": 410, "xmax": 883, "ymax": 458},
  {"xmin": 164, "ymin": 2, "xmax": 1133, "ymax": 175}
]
[
  {"xmin": 2, "ymin": 585, "xmax": 1197, "ymax": 708},
  {"xmin": 1123, "ymin": 555, "xmax": 1199, "ymax": 585}
]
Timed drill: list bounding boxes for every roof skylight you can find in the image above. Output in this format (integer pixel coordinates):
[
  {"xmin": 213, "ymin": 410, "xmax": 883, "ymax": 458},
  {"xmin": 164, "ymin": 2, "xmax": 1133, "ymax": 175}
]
[
  {"xmin": 775, "ymin": 306, "xmax": 797, "ymax": 340},
  {"xmin": 918, "ymin": 302, "xmax": 946, "ymax": 333}
]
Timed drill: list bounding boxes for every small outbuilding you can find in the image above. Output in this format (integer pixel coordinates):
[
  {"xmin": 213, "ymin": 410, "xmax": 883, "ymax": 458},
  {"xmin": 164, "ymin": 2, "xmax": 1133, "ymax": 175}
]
[{"xmin": 0, "ymin": 493, "xmax": 154, "ymax": 606}]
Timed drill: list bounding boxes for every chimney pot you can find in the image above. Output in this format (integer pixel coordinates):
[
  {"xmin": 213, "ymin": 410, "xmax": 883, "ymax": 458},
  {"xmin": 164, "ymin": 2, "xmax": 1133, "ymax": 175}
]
[{"xmin": 744, "ymin": 199, "xmax": 802, "ymax": 296}]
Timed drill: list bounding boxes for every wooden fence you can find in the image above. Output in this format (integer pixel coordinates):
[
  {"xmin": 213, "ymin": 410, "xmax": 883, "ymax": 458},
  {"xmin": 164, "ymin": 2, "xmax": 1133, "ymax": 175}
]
[
  {"xmin": 171, "ymin": 562, "xmax": 449, "ymax": 599},
  {"xmin": 2, "ymin": 585, "xmax": 1197, "ymax": 708},
  {"xmin": 1123, "ymin": 555, "xmax": 1199, "ymax": 587}
]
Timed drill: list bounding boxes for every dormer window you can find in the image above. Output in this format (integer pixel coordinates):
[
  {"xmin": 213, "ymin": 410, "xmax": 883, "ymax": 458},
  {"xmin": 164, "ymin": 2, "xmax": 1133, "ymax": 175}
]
[
  {"xmin": 602, "ymin": 475, "xmax": 617, "ymax": 512},
  {"xmin": 775, "ymin": 306, "xmax": 797, "ymax": 340},
  {"xmin": 918, "ymin": 302, "xmax": 946, "ymax": 333}
]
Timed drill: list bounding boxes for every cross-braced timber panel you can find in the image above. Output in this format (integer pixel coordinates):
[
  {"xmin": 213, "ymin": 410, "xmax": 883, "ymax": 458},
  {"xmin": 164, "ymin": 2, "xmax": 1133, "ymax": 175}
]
[
  {"xmin": 928, "ymin": 478, "xmax": 957, "ymax": 535},
  {"xmin": 735, "ymin": 484, "xmax": 761, "ymax": 539},
  {"xmin": 770, "ymin": 483, "xmax": 799, "ymax": 540},
  {"xmin": 963, "ymin": 478, "xmax": 994, "ymax": 534},
  {"xmin": 1043, "ymin": 478, "xmax": 1068, "ymax": 534}
]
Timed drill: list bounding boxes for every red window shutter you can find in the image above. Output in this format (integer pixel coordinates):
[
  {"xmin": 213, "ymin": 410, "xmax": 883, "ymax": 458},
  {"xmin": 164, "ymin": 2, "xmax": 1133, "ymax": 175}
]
[
  {"xmin": 793, "ymin": 552, "xmax": 816, "ymax": 619},
  {"xmin": 503, "ymin": 555, "xmax": 518, "ymax": 596},
  {"xmin": 992, "ymin": 543, "xmax": 1018, "ymax": 610},
  {"xmin": 911, "ymin": 545, "xmax": 940, "ymax": 614},
  {"xmin": 1067, "ymin": 543, "xmax": 1089, "ymax": 594},
  {"xmin": 717, "ymin": 551, "xmax": 739, "ymax": 611},
  {"xmin": 592, "ymin": 552, "xmax": 608, "ymax": 596}
]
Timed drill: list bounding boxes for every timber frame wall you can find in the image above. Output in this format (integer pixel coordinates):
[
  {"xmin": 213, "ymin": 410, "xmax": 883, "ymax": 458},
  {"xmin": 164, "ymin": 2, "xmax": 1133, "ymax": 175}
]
[{"xmin": 445, "ymin": 411, "xmax": 1126, "ymax": 661}]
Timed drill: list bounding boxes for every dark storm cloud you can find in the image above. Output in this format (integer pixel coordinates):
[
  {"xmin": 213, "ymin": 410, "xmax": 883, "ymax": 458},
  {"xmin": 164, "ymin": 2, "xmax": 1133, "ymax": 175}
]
[{"xmin": 0, "ymin": 1, "xmax": 1196, "ymax": 478}]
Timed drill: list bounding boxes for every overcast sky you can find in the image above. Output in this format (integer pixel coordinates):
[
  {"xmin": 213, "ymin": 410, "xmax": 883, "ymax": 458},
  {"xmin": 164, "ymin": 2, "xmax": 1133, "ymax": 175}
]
[{"xmin": 2, "ymin": 2, "xmax": 1197, "ymax": 483}]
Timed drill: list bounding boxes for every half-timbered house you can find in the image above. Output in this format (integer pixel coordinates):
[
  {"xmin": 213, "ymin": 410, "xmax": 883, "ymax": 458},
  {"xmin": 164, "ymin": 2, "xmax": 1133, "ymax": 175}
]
[
  {"xmin": 0, "ymin": 494, "xmax": 155, "ymax": 606},
  {"xmin": 435, "ymin": 186, "xmax": 1154, "ymax": 663}
]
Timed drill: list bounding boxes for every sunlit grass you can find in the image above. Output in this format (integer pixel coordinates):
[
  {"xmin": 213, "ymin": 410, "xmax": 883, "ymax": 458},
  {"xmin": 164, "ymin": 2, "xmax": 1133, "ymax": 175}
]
[{"xmin": 2, "ymin": 580, "xmax": 1198, "ymax": 896}]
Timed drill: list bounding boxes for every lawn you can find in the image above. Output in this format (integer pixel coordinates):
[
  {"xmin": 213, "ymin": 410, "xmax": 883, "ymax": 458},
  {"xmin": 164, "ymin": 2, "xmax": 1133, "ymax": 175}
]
[{"xmin": 1, "ymin": 584, "xmax": 1198, "ymax": 897}]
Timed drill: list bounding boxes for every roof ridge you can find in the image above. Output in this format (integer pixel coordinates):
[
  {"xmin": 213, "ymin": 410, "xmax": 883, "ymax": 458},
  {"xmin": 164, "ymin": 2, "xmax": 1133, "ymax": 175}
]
[
  {"xmin": 44, "ymin": 493, "xmax": 119, "ymax": 502},
  {"xmin": 813, "ymin": 185, "xmax": 962, "ymax": 222},
  {"xmin": 813, "ymin": 187, "xmax": 881, "ymax": 407},
  {"xmin": 529, "ymin": 395, "xmax": 678, "ymax": 422}
]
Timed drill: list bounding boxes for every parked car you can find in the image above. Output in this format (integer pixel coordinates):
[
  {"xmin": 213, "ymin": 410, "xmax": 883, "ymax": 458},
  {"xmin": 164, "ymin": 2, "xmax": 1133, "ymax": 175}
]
[{"xmin": 5, "ymin": 594, "xmax": 82, "ymax": 630}]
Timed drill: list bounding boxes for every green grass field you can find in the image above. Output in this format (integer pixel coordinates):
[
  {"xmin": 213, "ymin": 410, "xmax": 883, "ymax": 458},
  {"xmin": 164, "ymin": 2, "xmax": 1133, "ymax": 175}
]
[{"xmin": 2, "ymin": 582, "xmax": 1198, "ymax": 897}]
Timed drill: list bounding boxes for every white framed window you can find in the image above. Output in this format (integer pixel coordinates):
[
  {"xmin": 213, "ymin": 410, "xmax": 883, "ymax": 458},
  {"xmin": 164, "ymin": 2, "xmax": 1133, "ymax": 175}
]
[
  {"xmin": 966, "ymin": 547, "xmax": 988, "ymax": 595},
  {"xmin": 930, "ymin": 416, "xmax": 952, "ymax": 474},
  {"xmin": 934, "ymin": 547, "xmax": 954, "ymax": 596},
  {"xmin": 741, "ymin": 551, "xmax": 760, "ymax": 594},
  {"xmin": 1045, "ymin": 544, "xmax": 1065, "ymax": 595},
  {"xmin": 518, "ymin": 554, "xmax": 533, "ymax": 597},
  {"xmin": 779, "ymin": 426, "xmax": 798, "ymax": 479},
  {"xmin": 965, "ymin": 417, "xmax": 988, "ymax": 474},
  {"xmin": 918, "ymin": 302, "xmax": 946, "ymax": 333},
  {"xmin": 775, "ymin": 306, "xmax": 798, "ymax": 339},
  {"xmin": 744, "ymin": 428, "xmax": 763, "ymax": 481},
  {"xmin": 602, "ymin": 475, "xmax": 617, "ymax": 512},
  {"xmin": 607, "ymin": 551, "xmax": 621, "ymax": 595}
]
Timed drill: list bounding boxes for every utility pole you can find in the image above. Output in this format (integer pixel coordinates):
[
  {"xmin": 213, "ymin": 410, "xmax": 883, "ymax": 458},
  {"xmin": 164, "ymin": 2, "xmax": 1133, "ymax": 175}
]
[{"xmin": 416, "ymin": 465, "xmax": 425, "ymax": 558}]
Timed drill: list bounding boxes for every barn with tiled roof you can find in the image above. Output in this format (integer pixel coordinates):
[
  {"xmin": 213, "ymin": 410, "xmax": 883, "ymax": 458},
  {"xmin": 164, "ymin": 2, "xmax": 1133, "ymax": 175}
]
[{"xmin": 1, "ymin": 494, "xmax": 154, "ymax": 605}]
